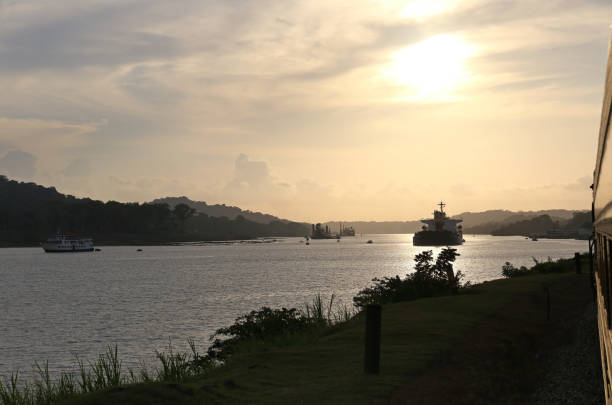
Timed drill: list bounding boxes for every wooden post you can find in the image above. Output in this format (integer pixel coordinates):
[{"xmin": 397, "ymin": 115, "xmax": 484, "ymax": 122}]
[
  {"xmin": 364, "ymin": 304, "xmax": 381, "ymax": 374},
  {"xmin": 544, "ymin": 286, "xmax": 550, "ymax": 321},
  {"xmin": 575, "ymin": 252, "xmax": 582, "ymax": 274}
]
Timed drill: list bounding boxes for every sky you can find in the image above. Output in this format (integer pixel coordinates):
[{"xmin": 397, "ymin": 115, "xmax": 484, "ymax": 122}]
[{"xmin": 0, "ymin": 0, "xmax": 610, "ymax": 222}]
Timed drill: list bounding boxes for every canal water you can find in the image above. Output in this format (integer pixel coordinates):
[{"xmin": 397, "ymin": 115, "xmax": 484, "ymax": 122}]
[{"xmin": 0, "ymin": 234, "xmax": 588, "ymax": 380}]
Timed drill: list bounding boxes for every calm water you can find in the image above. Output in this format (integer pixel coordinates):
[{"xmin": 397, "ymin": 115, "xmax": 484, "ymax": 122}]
[{"xmin": 0, "ymin": 234, "xmax": 587, "ymax": 380}]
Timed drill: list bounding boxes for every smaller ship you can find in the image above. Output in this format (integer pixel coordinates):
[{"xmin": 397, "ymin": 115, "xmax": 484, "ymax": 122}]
[
  {"xmin": 340, "ymin": 223, "xmax": 356, "ymax": 237},
  {"xmin": 42, "ymin": 232, "xmax": 94, "ymax": 253},
  {"xmin": 413, "ymin": 202, "xmax": 464, "ymax": 246},
  {"xmin": 311, "ymin": 223, "xmax": 338, "ymax": 239}
]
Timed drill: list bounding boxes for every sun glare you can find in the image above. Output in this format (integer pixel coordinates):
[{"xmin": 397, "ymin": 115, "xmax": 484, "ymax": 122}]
[{"xmin": 385, "ymin": 34, "xmax": 475, "ymax": 101}]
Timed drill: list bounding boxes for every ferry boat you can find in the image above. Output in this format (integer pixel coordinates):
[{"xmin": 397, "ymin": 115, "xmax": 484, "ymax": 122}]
[
  {"xmin": 413, "ymin": 202, "xmax": 464, "ymax": 246},
  {"xmin": 42, "ymin": 232, "xmax": 94, "ymax": 252}
]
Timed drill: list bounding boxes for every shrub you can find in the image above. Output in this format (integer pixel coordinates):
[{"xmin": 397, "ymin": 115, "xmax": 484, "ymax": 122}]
[
  {"xmin": 501, "ymin": 262, "xmax": 531, "ymax": 278},
  {"xmin": 353, "ymin": 248, "xmax": 463, "ymax": 309},
  {"xmin": 502, "ymin": 255, "xmax": 587, "ymax": 278},
  {"xmin": 207, "ymin": 307, "xmax": 316, "ymax": 361}
]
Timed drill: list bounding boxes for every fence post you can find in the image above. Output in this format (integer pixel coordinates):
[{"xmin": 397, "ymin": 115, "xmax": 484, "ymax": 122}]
[
  {"xmin": 364, "ymin": 304, "xmax": 381, "ymax": 374},
  {"xmin": 544, "ymin": 286, "xmax": 551, "ymax": 321},
  {"xmin": 575, "ymin": 252, "xmax": 582, "ymax": 274}
]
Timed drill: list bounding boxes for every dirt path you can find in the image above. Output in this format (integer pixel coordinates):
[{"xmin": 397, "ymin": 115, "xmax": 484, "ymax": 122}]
[{"xmin": 374, "ymin": 274, "xmax": 604, "ymax": 405}]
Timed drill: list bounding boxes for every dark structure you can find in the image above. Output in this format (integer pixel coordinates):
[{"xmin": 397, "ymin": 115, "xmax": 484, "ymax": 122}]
[
  {"xmin": 593, "ymin": 33, "xmax": 612, "ymax": 405},
  {"xmin": 311, "ymin": 223, "xmax": 337, "ymax": 239},
  {"xmin": 413, "ymin": 202, "xmax": 464, "ymax": 246},
  {"xmin": 340, "ymin": 223, "xmax": 356, "ymax": 237}
]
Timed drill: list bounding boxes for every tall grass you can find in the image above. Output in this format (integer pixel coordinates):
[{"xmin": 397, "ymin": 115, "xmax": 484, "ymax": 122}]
[
  {"xmin": 304, "ymin": 294, "xmax": 355, "ymax": 325},
  {"xmin": 0, "ymin": 342, "xmax": 209, "ymax": 405}
]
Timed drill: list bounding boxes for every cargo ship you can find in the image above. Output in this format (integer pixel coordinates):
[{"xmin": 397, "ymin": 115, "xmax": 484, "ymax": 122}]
[{"xmin": 413, "ymin": 202, "xmax": 463, "ymax": 246}]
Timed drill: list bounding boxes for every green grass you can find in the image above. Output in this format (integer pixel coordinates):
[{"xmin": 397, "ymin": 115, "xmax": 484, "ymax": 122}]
[{"xmin": 53, "ymin": 271, "xmax": 585, "ymax": 405}]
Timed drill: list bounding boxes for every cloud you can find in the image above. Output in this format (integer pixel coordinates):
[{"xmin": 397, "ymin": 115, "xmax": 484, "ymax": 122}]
[
  {"xmin": 0, "ymin": 0, "xmax": 606, "ymax": 220},
  {"xmin": 0, "ymin": 150, "xmax": 37, "ymax": 179},
  {"xmin": 62, "ymin": 158, "xmax": 91, "ymax": 177},
  {"xmin": 564, "ymin": 175, "xmax": 593, "ymax": 192},
  {"xmin": 226, "ymin": 154, "xmax": 272, "ymax": 190}
]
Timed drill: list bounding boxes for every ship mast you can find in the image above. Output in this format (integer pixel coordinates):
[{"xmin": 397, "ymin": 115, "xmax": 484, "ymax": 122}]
[{"xmin": 438, "ymin": 201, "xmax": 446, "ymax": 213}]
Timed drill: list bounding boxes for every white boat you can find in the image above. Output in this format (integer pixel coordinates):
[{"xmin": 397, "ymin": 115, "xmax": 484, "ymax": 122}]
[{"xmin": 42, "ymin": 233, "xmax": 94, "ymax": 253}]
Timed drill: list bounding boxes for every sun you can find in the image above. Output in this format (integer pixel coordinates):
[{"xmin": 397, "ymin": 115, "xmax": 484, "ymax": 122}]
[{"xmin": 384, "ymin": 34, "xmax": 475, "ymax": 101}]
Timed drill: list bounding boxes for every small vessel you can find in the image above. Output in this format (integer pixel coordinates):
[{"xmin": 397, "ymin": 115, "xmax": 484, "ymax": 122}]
[
  {"xmin": 367, "ymin": 240, "xmax": 373, "ymax": 244},
  {"xmin": 413, "ymin": 202, "xmax": 464, "ymax": 246},
  {"xmin": 42, "ymin": 232, "xmax": 94, "ymax": 253}
]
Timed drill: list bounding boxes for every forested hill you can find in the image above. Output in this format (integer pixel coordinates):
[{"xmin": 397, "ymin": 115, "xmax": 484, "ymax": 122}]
[
  {"xmin": 0, "ymin": 176, "xmax": 310, "ymax": 246},
  {"xmin": 151, "ymin": 196, "xmax": 287, "ymax": 224}
]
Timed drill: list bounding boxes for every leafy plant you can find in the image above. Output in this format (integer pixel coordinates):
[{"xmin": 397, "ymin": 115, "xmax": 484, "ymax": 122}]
[
  {"xmin": 207, "ymin": 307, "xmax": 316, "ymax": 361},
  {"xmin": 353, "ymin": 248, "xmax": 463, "ymax": 309},
  {"xmin": 501, "ymin": 262, "xmax": 531, "ymax": 278}
]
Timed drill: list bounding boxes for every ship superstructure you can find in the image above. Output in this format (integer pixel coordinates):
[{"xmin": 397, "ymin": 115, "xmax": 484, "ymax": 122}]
[{"xmin": 413, "ymin": 202, "xmax": 463, "ymax": 246}]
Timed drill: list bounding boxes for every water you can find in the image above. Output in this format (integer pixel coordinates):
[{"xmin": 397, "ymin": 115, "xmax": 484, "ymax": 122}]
[{"xmin": 0, "ymin": 234, "xmax": 587, "ymax": 380}]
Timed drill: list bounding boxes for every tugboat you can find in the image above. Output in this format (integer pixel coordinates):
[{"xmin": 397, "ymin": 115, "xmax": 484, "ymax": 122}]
[
  {"xmin": 413, "ymin": 202, "xmax": 464, "ymax": 246},
  {"xmin": 42, "ymin": 232, "xmax": 94, "ymax": 252}
]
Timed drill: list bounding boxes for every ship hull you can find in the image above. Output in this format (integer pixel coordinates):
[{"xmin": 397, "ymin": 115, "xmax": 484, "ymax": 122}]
[
  {"xmin": 43, "ymin": 247, "xmax": 94, "ymax": 253},
  {"xmin": 413, "ymin": 230, "xmax": 463, "ymax": 246}
]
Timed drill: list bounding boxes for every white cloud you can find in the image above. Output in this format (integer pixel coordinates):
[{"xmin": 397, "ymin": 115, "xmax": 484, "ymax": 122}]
[{"xmin": 0, "ymin": 150, "xmax": 37, "ymax": 179}]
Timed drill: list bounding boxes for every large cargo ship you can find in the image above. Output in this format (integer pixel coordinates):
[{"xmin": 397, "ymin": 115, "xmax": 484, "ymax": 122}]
[
  {"xmin": 42, "ymin": 232, "xmax": 94, "ymax": 252},
  {"xmin": 413, "ymin": 202, "xmax": 463, "ymax": 246}
]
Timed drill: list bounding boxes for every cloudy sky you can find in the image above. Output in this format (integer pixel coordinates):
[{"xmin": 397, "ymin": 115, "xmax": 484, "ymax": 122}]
[{"xmin": 0, "ymin": 0, "xmax": 610, "ymax": 221}]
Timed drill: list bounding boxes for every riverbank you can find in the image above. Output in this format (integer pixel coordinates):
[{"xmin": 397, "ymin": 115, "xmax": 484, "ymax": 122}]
[{"xmin": 48, "ymin": 269, "xmax": 601, "ymax": 404}]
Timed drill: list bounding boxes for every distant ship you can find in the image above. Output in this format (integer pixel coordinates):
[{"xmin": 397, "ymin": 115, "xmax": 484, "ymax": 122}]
[
  {"xmin": 413, "ymin": 202, "xmax": 464, "ymax": 246},
  {"xmin": 340, "ymin": 223, "xmax": 356, "ymax": 237},
  {"xmin": 311, "ymin": 223, "xmax": 339, "ymax": 239},
  {"xmin": 42, "ymin": 232, "xmax": 94, "ymax": 252}
]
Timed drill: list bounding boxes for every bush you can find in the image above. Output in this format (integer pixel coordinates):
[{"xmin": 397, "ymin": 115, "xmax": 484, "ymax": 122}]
[
  {"xmin": 501, "ymin": 255, "xmax": 588, "ymax": 278},
  {"xmin": 353, "ymin": 248, "xmax": 464, "ymax": 309},
  {"xmin": 501, "ymin": 262, "xmax": 531, "ymax": 278},
  {"xmin": 207, "ymin": 307, "xmax": 317, "ymax": 361}
]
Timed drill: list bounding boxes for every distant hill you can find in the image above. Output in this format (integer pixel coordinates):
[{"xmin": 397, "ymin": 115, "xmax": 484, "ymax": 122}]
[
  {"xmin": 0, "ymin": 176, "xmax": 309, "ymax": 245},
  {"xmin": 490, "ymin": 212, "xmax": 592, "ymax": 238},
  {"xmin": 457, "ymin": 209, "xmax": 585, "ymax": 234},
  {"xmin": 324, "ymin": 209, "xmax": 587, "ymax": 235},
  {"xmin": 151, "ymin": 196, "xmax": 289, "ymax": 224}
]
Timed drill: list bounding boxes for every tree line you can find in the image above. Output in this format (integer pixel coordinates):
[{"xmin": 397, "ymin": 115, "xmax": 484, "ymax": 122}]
[{"xmin": 0, "ymin": 175, "xmax": 309, "ymax": 245}]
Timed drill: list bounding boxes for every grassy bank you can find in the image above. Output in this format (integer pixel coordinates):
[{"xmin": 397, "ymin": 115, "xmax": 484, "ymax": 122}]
[{"xmin": 52, "ymin": 275, "xmax": 594, "ymax": 404}]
